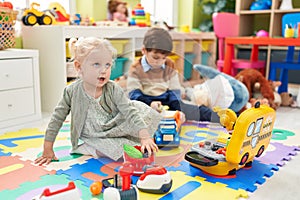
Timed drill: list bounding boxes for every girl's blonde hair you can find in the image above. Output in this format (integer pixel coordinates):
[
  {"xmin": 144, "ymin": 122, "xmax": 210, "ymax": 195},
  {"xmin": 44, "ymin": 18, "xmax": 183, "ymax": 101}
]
[{"xmin": 69, "ymin": 37, "xmax": 117, "ymax": 63}]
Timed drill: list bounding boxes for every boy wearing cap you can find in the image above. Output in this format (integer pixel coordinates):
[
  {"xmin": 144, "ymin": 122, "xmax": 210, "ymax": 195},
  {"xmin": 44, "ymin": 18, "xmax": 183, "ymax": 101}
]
[{"xmin": 127, "ymin": 27, "xmax": 212, "ymax": 121}]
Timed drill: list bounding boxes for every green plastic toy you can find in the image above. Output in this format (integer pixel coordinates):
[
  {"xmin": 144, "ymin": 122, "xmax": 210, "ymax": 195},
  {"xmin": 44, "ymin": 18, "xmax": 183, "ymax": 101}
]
[{"xmin": 123, "ymin": 144, "xmax": 143, "ymax": 159}]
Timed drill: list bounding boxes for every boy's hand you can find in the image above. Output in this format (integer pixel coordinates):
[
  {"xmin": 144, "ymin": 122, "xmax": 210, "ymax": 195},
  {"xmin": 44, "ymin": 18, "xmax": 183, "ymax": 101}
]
[
  {"xmin": 150, "ymin": 101, "xmax": 162, "ymax": 112},
  {"xmin": 179, "ymin": 111, "xmax": 186, "ymax": 123}
]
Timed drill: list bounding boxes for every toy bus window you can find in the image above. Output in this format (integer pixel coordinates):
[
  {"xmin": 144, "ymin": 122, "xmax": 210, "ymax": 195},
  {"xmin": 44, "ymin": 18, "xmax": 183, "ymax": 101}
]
[
  {"xmin": 161, "ymin": 124, "xmax": 176, "ymax": 129},
  {"xmin": 247, "ymin": 122, "xmax": 255, "ymax": 137},
  {"xmin": 251, "ymin": 136, "xmax": 259, "ymax": 148},
  {"xmin": 254, "ymin": 118, "xmax": 263, "ymax": 134}
]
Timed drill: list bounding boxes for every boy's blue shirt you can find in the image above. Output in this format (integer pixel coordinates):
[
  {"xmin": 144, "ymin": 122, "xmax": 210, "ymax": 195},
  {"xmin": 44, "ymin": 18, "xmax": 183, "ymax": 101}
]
[{"xmin": 141, "ymin": 55, "xmax": 166, "ymax": 72}]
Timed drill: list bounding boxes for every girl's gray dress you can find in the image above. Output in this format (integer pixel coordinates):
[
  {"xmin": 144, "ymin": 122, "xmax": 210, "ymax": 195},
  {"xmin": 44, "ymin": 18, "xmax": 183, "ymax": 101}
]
[{"xmin": 45, "ymin": 80, "xmax": 162, "ymax": 161}]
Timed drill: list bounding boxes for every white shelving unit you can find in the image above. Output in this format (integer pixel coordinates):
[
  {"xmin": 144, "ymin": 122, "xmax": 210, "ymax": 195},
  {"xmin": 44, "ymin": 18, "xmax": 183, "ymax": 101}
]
[
  {"xmin": 22, "ymin": 26, "xmax": 216, "ymax": 112},
  {"xmin": 0, "ymin": 49, "xmax": 41, "ymax": 130}
]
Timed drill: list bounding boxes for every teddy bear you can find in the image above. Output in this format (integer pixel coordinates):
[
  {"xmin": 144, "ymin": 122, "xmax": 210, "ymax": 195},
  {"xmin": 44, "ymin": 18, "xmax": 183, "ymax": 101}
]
[
  {"xmin": 191, "ymin": 64, "xmax": 249, "ymax": 113},
  {"xmin": 234, "ymin": 68, "xmax": 277, "ymax": 110}
]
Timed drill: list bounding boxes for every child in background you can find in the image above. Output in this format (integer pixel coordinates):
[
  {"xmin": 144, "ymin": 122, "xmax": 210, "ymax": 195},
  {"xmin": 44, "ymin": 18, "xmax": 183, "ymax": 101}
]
[
  {"xmin": 127, "ymin": 27, "xmax": 213, "ymax": 122},
  {"xmin": 35, "ymin": 37, "xmax": 161, "ymax": 165}
]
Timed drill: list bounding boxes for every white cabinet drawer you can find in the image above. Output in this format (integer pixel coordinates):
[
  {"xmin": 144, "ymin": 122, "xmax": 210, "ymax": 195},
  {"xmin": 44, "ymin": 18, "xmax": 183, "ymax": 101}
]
[
  {"xmin": 0, "ymin": 88, "xmax": 35, "ymax": 121},
  {"xmin": 0, "ymin": 58, "xmax": 33, "ymax": 91}
]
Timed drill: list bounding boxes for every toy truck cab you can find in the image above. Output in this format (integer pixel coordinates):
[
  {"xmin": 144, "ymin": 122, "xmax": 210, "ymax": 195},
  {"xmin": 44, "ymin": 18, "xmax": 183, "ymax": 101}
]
[
  {"xmin": 154, "ymin": 110, "xmax": 182, "ymax": 147},
  {"xmin": 185, "ymin": 103, "xmax": 276, "ymax": 176}
]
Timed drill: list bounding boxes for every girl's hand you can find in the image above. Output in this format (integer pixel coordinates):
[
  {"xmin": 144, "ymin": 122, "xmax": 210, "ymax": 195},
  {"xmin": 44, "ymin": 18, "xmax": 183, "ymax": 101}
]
[
  {"xmin": 34, "ymin": 150, "xmax": 58, "ymax": 165},
  {"xmin": 34, "ymin": 141, "xmax": 58, "ymax": 165},
  {"xmin": 139, "ymin": 129, "xmax": 158, "ymax": 156},
  {"xmin": 140, "ymin": 137, "xmax": 158, "ymax": 157}
]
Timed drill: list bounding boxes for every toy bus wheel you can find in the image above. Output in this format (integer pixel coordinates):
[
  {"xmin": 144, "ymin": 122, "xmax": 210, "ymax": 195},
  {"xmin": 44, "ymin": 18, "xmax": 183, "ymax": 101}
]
[
  {"xmin": 24, "ymin": 13, "xmax": 37, "ymax": 26},
  {"xmin": 239, "ymin": 152, "xmax": 249, "ymax": 165},
  {"xmin": 39, "ymin": 15, "xmax": 52, "ymax": 25},
  {"xmin": 256, "ymin": 146, "xmax": 265, "ymax": 157},
  {"xmin": 228, "ymin": 169, "xmax": 236, "ymax": 175}
]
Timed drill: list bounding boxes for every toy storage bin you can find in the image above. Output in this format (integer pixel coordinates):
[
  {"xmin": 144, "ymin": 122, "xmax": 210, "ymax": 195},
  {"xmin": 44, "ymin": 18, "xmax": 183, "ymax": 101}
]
[
  {"xmin": 201, "ymin": 41, "xmax": 213, "ymax": 51},
  {"xmin": 109, "ymin": 39, "xmax": 129, "ymax": 55},
  {"xmin": 0, "ymin": 8, "xmax": 18, "ymax": 50},
  {"xmin": 201, "ymin": 52, "xmax": 211, "ymax": 65},
  {"xmin": 184, "ymin": 41, "xmax": 194, "ymax": 53},
  {"xmin": 183, "ymin": 53, "xmax": 195, "ymax": 80},
  {"xmin": 110, "ymin": 57, "xmax": 128, "ymax": 80}
]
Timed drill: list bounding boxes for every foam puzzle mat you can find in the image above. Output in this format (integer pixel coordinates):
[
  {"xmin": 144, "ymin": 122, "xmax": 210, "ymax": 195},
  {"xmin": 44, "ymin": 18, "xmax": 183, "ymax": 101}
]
[{"xmin": 0, "ymin": 121, "xmax": 299, "ymax": 200}]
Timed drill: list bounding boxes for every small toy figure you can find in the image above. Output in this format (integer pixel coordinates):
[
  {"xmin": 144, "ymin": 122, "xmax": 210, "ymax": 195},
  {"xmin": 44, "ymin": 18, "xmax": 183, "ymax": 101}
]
[{"xmin": 108, "ymin": 0, "xmax": 128, "ymax": 22}]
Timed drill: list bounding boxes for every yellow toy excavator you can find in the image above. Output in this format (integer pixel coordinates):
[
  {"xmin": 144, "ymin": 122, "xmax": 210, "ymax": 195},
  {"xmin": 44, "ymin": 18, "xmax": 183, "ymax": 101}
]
[{"xmin": 22, "ymin": 3, "xmax": 52, "ymax": 26}]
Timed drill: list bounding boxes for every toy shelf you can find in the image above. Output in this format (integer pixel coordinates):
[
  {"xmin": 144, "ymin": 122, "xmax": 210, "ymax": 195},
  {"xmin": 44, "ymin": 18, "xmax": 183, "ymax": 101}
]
[
  {"xmin": 22, "ymin": 26, "xmax": 216, "ymax": 112},
  {"xmin": 235, "ymin": 0, "xmax": 300, "ymax": 79}
]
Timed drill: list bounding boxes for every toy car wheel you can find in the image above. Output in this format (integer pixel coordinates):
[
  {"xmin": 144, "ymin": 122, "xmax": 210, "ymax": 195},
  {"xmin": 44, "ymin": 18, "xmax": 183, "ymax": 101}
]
[
  {"xmin": 239, "ymin": 152, "xmax": 249, "ymax": 165},
  {"xmin": 24, "ymin": 13, "xmax": 37, "ymax": 26},
  {"xmin": 256, "ymin": 146, "xmax": 265, "ymax": 157},
  {"xmin": 21, "ymin": 16, "xmax": 27, "ymax": 25},
  {"xmin": 39, "ymin": 15, "xmax": 52, "ymax": 25}
]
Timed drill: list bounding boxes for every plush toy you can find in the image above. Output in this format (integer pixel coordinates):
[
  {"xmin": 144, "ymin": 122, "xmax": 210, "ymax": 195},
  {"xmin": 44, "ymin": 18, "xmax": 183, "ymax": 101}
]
[
  {"xmin": 280, "ymin": 92, "xmax": 295, "ymax": 106},
  {"xmin": 186, "ymin": 74, "xmax": 234, "ymax": 109},
  {"xmin": 235, "ymin": 68, "xmax": 277, "ymax": 110},
  {"xmin": 192, "ymin": 64, "xmax": 249, "ymax": 113},
  {"xmin": 108, "ymin": 0, "xmax": 128, "ymax": 22}
]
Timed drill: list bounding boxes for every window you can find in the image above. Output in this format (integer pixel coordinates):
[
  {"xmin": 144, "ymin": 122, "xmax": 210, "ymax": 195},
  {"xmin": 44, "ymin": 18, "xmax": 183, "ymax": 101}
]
[{"xmin": 140, "ymin": 0, "xmax": 178, "ymax": 26}]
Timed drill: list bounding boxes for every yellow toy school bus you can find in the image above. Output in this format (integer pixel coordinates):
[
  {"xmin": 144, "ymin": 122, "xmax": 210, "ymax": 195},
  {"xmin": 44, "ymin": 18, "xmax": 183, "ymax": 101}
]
[{"xmin": 185, "ymin": 102, "xmax": 276, "ymax": 176}]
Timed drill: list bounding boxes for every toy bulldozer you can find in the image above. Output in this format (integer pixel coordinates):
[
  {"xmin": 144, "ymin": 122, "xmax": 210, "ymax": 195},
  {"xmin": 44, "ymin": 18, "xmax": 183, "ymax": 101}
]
[{"xmin": 22, "ymin": 3, "xmax": 52, "ymax": 26}]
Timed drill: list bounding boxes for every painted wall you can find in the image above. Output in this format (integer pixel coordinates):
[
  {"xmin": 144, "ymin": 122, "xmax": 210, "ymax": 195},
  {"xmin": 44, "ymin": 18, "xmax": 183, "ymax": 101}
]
[
  {"xmin": 75, "ymin": 0, "xmax": 140, "ymax": 21},
  {"xmin": 75, "ymin": 0, "xmax": 107, "ymax": 21},
  {"xmin": 170, "ymin": 0, "xmax": 202, "ymax": 29},
  {"xmin": 75, "ymin": 0, "xmax": 203, "ymax": 29}
]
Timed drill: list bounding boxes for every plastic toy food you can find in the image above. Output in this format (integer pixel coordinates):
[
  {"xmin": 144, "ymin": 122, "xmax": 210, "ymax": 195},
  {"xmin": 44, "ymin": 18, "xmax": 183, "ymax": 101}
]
[
  {"xmin": 185, "ymin": 102, "xmax": 276, "ymax": 176},
  {"xmin": 123, "ymin": 144, "xmax": 143, "ymax": 158},
  {"xmin": 90, "ymin": 181, "xmax": 102, "ymax": 195}
]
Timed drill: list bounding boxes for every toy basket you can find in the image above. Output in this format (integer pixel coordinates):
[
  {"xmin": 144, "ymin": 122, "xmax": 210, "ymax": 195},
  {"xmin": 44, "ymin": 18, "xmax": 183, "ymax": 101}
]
[{"xmin": 0, "ymin": 7, "xmax": 18, "ymax": 50}]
